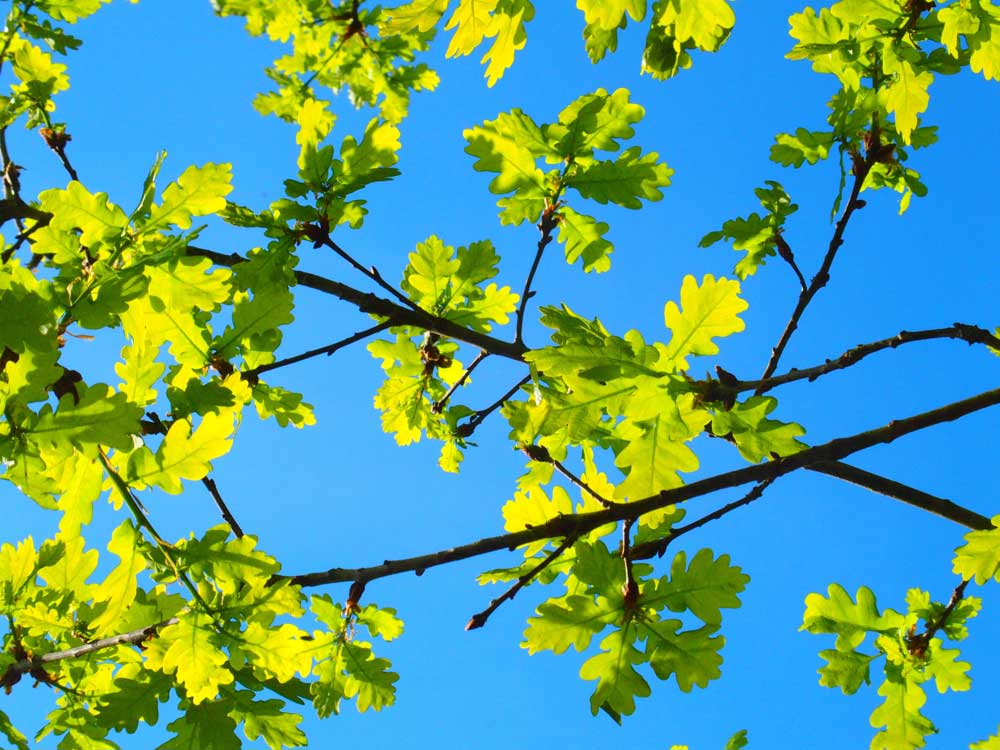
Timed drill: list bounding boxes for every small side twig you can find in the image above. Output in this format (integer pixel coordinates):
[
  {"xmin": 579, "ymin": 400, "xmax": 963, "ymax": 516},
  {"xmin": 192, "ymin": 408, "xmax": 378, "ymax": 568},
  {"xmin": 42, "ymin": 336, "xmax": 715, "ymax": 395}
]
[
  {"xmin": 40, "ymin": 126, "xmax": 79, "ymax": 182},
  {"xmin": 456, "ymin": 374, "xmax": 531, "ymax": 438},
  {"xmin": 758, "ymin": 145, "xmax": 877, "ymax": 386},
  {"xmin": 774, "ymin": 231, "xmax": 807, "ymax": 292},
  {"xmin": 433, "ymin": 349, "xmax": 488, "ymax": 413},
  {"xmin": 319, "ymin": 234, "xmax": 422, "ymax": 312},
  {"xmin": 631, "ymin": 479, "xmax": 775, "ymax": 560},
  {"xmin": 710, "ymin": 323, "xmax": 1000, "ymax": 399},
  {"xmin": 465, "ymin": 533, "xmax": 579, "ymax": 631},
  {"xmin": 147, "ymin": 412, "xmax": 245, "ymax": 539},
  {"xmin": 905, "ymin": 578, "xmax": 971, "ymax": 658},
  {"xmin": 519, "ymin": 443, "xmax": 617, "ymax": 509},
  {"xmin": 244, "ymin": 320, "xmax": 394, "ymax": 381},
  {"xmin": 516, "ymin": 205, "xmax": 560, "ymax": 344}
]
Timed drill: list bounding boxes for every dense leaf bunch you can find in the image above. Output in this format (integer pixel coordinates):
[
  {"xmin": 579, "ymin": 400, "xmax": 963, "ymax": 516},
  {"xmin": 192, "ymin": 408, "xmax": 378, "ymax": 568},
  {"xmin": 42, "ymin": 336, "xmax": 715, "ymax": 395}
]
[{"xmin": 0, "ymin": 0, "xmax": 999, "ymax": 748}]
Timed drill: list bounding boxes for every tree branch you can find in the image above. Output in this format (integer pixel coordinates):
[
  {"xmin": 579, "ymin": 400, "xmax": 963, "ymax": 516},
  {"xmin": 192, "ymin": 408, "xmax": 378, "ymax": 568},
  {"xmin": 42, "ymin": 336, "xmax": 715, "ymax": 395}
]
[
  {"xmin": 516, "ymin": 206, "xmax": 559, "ymax": 345},
  {"xmin": 744, "ymin": 324, "xmax": 1000, "ymax": 396},
  {"xmin": 0, "ymin": 617, "xmax": 178, "ymax": 685},
  {"xmin": 631, "ymin": 479, "xmax": 775, "ymax": 560},
  {"xmin": 806, "ymin": 461, "xmax": 987, "ymax": 531},
  {"xmin": 244, "ymin": 320, "xmax": 394, "ymax": 381},
  {"xmin": 758, "ymin": 154, "xmax": 874, "ymax": 385},
  {"xmin": 464, "ymin": 532, "xmax": 578, "ymax": 631},
  {"xmin": 433, "ymin": 349, "xmax": 487, "ymax": 414},
  {"xmin": 188, "ymin": 246, "xmax": 528, "ymax": 362},
  {"xmin": 456, "ymin": 374, "xmax": 531, "ymax": 438},
  {"xmin": 287, "ymin": 385, "xmax": 1000, "ymax": 588}
]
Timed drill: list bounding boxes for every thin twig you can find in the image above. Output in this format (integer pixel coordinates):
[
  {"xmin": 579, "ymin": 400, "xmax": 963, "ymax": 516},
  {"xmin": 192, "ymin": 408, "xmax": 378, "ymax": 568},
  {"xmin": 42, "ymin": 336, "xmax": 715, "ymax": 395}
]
[
  {"xmin": 245, "ymin": 320, "xmax": 394, "ymax": 380},
  {"xmin": 550, "ymin": 456, "xmax": 616, "ymax": 509},
  {"xmin": 433, "ymin": 349, "xmax": 488, "ymax": 414},
  {"xmin": 457, "ymin": 374, "xmax": 531, "ymax": 438},
  {"xmin": 758, "ymin": 154, "xmax": 875, "ymax": 386},
  {"xmin": 188, "ymin": 246, "xmax": 529, "ymax": 362},
  {"xmin": 742, "ymin": 324, "xmax": 1000, "ymax": 396},
  {"xmin": 40, "ymin": 127, "xmax": 79, "ymax": 181},
  {"xmin": 146, "ymin": 412, "xmax": 246, "ymax": 538},
  {"xmin": 320, "ymin": 235, "xmax": 422, "ymax": 312},
  {"xmin": 465, "ymin": 533, "xmax": 579, "ymax": 631},
  {"xmin": 774, "ymin": 231, "xmax": 807, "ymax": 292},
  {"xmin": 632, "ymin": 479, "xmax": 774, "ymax": 560},
  {"xmin": 0, "ymin": 617, "xmax": 179, "ymax": 685},
  {"xmin": 905, "ymin": 578, "xmax": 971, "ymax": 657},
  {"xmin": 516, "ymin": 206, "xmax": 559, "ymax": 344}
]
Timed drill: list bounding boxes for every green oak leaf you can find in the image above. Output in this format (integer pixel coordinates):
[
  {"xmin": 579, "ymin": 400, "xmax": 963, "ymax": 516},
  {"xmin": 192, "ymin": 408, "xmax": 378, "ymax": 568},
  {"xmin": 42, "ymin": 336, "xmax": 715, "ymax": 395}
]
[
  {"xmin": 953, "ymin": 515, "xmax": 1000, "ymax": 584},
  {"xmin": 643, "ymin": 621, "xmax": 724, "ymax": 692},
  {"xmin": 580, "ymin": 626, "xmax": 651, "ymax": 718},
  {"xmin": 801, "ymin": 584, "xmax": 904, "ymax": 651},
  {"xmin": 644, "ymin": 548, "xmax": 749, "ymax": 627},
  {"xmin": 660, "ymin": 273, "xmax": 747, "ymax": 371},
  {"xmin": 711, "ymin": 395, "xmax": 807, "ymax": 463},
  {"xmin": 817, "ymin": 648, "xmax": 876, "ymax": 694}
]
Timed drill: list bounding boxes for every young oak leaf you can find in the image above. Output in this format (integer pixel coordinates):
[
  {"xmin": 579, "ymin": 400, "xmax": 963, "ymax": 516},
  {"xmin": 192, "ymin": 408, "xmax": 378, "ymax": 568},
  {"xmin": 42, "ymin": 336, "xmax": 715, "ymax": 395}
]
[
  {"xmin": 481, "ymin": 8, "xmax": 528, "ymax": 87},
  {"xmin": 565, "ymin": 147, "xmax": 673, "ymax": 209},
  {"xmin": 576, "ymin": 0, "xmax": 645, "ymax": 32},
  {"xmin": 711, "ymin": 395, "xmax": 807, "ymax": 463},
  {"xmin": 952, "ymin": 515, "xmax": 1000, "ymax": 584},
  {"xmin": 882, "ymin": 45, "xmax": 932, "ymax": 145},
  {"xmin": 464, "ymin": 112, "xmax": 547, "ymax": 195},
  {"xmin": 143, "ymin": 611, "xmax": 234, "ymax": 704},
  {"xmin": 643, "ymin": 621, "xmax": 724, "ymax": 692},
  {"xmin": 381, "ymin": 0, "xmax": 449, "ymax": 34},
  {"xmin": 522, "ymin": 594, "xmax": 616, "ymax": 655},
  {"xmin": 158, "ymin": 700, "xmax": 241, "ymax": 750},
  {"xmin": 869, "ymin": 671, "xmax": 936, "ymax": 750},
  {"xmin": 923, "ymin": 640, "xmax": 971, "ymax": 694},
  {"xmin": 230, "ymin": 697, "xmax": 306, "ymax": 750},
  {"xmin": 644, "ymin": 548, "xmax": 749, "ymax": 627},
  {"xmin": 129, "ymin": 412, "xmax": 235, "ymax": 494},
  {"xmin": 549, "ymin": 88, "xmax": 645, "ymax": 158},
  {"xmin": 37, "ymin": 180, "xmax": 128, "ymax": 248},
  {"xmin": 580, "ymin": 626, "xmax": 651, "ymax": 718},
  {"xmin": 234, "ymin": 622, "xmax": 313, "ymax": 683},
  {"xmin": 817, "ymin": 648, "xmax": 876, "ymax": 694},
  {"xmin": 89, "ymin": 519, "xmax": 146, "ymax": 635},
  {"xmin": 801, "ymin": 584, "xmax": 904, "ymax": 651},
  {"xmin": 660, "ymin": 274, "xmax": 747, "ymax": 372},
  {"xmin": 558, "ymin": 206, "xmax": 613, "ymax": 273},
  {"xmin": 146, "ymin": 162, "xmax": 234, "ymax": 232}
]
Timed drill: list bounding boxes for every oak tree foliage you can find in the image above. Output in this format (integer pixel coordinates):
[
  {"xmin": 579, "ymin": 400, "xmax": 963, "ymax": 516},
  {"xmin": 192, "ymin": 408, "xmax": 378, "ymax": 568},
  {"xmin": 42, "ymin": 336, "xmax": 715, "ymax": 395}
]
[{"xmin": 0, "ymin": 0, "xmax": 998, "ymax": 748}]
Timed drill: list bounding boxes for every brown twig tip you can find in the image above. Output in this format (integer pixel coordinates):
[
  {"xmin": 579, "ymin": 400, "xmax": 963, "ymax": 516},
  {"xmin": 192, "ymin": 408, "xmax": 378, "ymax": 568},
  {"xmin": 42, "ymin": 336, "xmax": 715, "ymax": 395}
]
[{"xmin": 465, "ymin": 614, "xmax": 487, "ymax": 631}]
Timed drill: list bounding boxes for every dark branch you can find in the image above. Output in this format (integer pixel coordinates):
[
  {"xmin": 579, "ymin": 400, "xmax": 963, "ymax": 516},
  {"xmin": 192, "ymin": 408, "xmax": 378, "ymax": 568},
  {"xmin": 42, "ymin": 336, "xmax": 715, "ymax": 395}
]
[
  {"xmin": 744, "ymin": 324, "xmax": 1000, "ymax": 396},
  {"xmin": 807, "ymin": 461, "xmax": 987, "ymax": 531},
  {"xmin": 188, "ymin": 246, "xmax": 528, "ymax": 362},
  {"xmin": 287, "ymin": 385, "xmax": 1000, "ymax": 588}
]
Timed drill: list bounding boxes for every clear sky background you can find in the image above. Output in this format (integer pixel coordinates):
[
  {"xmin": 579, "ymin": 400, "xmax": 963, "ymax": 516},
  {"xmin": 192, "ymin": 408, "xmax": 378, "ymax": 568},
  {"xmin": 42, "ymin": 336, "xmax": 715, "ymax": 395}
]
[{"xmin": 3, "ymin": 1, "xmax": 1000, "ymax": 748}]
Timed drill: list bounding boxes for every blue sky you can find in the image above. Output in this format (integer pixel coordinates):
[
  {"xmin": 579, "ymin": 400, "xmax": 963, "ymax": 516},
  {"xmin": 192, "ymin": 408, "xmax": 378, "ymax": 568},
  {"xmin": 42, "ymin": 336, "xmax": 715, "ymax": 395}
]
[{"xmin": 3, "ymin": 1, "xmax": 1000, "ymax": 747}]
